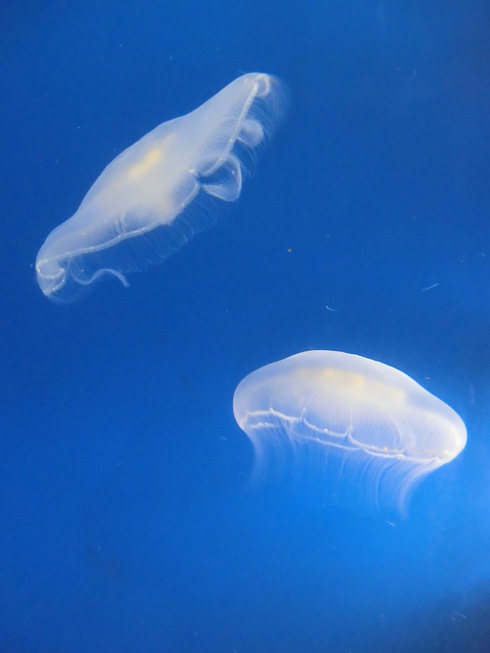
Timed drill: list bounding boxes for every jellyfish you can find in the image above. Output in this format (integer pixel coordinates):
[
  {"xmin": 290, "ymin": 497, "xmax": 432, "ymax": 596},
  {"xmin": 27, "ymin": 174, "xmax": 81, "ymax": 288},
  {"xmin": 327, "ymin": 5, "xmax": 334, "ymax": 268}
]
[
  {"xmin": 35, "ymin": 73, "xmax": 285, "ymax": 301},
  {"xmin": 233, "ymin": 350, "xmax": 467, "ymax": 515}
]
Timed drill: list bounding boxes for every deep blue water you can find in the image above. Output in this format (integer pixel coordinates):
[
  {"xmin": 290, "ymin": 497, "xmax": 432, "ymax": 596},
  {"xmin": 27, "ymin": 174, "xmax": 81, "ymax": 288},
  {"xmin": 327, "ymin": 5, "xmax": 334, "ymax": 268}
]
[{"xmin": 1, "ymin": 1, "xmax": 490, "ymax": 651}]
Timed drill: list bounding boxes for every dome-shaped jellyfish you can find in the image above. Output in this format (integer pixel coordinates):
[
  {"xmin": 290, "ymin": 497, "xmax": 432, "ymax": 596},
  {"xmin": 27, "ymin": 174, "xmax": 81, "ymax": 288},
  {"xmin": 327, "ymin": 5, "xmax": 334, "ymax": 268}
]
[
  {"xmin": 233, "ymin": 350, "xmax": 467, "ymax": 515},
  {"xmin": 36, "ymin": 73, "xmax": 286, "ymax": 302}
]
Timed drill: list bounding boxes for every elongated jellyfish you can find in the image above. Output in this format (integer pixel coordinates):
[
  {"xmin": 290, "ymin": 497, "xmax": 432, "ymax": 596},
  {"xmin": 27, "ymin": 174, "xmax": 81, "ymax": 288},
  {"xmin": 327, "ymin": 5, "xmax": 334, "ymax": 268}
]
[{"xmin": 36, "ymin": 73, "xmax": 285, "ymax": 301}]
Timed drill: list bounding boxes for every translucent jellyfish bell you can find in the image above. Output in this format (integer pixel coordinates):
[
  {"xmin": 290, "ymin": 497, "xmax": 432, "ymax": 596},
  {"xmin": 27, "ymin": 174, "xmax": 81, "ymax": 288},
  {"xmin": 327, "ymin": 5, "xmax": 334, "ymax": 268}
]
[
  {"xmin": 233, "ymin": 350, "xmax": 467, "ymax": 515},
  {"xmin": 36, "ymin": 72, "xmax": 286, "ymax": 302}
]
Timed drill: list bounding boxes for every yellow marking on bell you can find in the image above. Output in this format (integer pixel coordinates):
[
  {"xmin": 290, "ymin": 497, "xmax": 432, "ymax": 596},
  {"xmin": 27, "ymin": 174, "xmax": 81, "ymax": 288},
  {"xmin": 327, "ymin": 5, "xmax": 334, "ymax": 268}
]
[
  {"xmin": 294, "ymin": 366, "xmax": 406, "ymax": 404},
  {"xmin": 128, "ymin": 148, "xmax": 162, "ymax": 179}
]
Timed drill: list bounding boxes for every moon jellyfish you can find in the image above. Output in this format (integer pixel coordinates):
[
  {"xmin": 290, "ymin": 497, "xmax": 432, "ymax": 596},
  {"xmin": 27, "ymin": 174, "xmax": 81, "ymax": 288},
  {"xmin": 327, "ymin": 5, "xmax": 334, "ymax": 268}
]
[
  {"xmin": 233, "ymin": 350, "xmax": 467, "ymax": 515},
  {"xmin": 36, "ymin": 73, "xmax": 285, "ymax": 301}
]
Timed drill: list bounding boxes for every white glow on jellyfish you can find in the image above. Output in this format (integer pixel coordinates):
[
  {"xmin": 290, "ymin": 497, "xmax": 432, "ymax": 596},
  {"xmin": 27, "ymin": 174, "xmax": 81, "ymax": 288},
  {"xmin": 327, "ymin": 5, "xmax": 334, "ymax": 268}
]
[
  {"xmin": 233, "ymin": 350, "xmax": 467, "ymax": 515},
  {"xmin": 36, "ymin": 73, "xmax": 286, "ymax": 302}
]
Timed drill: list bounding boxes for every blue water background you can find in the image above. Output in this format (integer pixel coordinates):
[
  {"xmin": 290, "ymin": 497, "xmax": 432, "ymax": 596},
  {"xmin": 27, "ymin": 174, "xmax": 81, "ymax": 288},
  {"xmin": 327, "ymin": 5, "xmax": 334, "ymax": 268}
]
[{"xmin": 1, "ymin": 1, "xmax": 490, "ymax": 651}]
